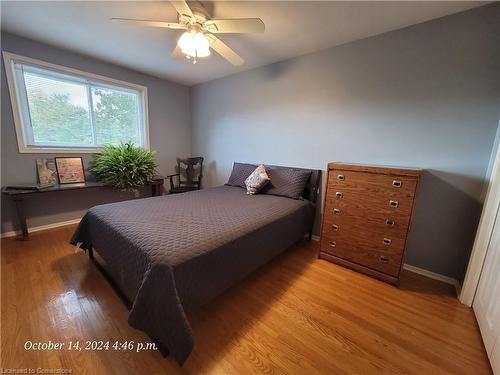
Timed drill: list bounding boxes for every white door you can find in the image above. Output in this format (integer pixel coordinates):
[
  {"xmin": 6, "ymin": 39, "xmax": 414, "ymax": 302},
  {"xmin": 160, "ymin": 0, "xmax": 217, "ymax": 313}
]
[
  {"xmin": 492, "ymin": 340, "xmax": 500, "ymax": 374},
  {"xmin": 474, "ymin": 202, "xmax": 500, "ymax": 374}
]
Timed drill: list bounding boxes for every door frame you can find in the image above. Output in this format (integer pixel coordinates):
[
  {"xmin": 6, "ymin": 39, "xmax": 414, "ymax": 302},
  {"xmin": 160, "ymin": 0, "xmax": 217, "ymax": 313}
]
[{"xmin": 461, "ymin": 123, "xmax": 500, "ymax": 306}]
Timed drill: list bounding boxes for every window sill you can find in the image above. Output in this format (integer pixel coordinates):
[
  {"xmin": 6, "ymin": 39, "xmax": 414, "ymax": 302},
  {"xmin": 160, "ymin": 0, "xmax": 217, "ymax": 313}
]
[
  {"xmin": 19, "ymin": 146, "xmax": 103, "ymax": 154},
  {"xmin": 18, "ymin": 145, "xmax": 149, "ymax": 154}
]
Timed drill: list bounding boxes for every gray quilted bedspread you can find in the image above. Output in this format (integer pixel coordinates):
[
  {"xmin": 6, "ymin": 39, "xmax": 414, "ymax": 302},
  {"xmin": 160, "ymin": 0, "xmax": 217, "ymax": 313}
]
[{"xmin": 70, "ymin": 185, "xmax": 314, "ymax": 364}]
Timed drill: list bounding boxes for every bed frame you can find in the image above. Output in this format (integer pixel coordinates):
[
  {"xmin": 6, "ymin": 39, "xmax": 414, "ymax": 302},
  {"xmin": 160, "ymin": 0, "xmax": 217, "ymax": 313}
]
[
  {"xmin": 302, "ymin": 168, "xmax": 322, "ymax": 240},
  {"xmin": 86, "ymin": 165, "xmax": 322, "ymax": 358}
]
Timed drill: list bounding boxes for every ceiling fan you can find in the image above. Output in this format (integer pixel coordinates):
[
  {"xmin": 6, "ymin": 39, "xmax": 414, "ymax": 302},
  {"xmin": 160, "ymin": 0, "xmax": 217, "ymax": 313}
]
[{"xmin": 112, "ymin": 0, "xmax": 265, "ymax": 66}]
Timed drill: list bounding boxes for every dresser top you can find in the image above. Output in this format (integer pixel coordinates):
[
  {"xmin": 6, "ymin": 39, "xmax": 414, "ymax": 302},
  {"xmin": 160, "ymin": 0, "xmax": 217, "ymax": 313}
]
[{"xmin": 328, "ymin": 162, "xmax": 421, "ymax": 178}]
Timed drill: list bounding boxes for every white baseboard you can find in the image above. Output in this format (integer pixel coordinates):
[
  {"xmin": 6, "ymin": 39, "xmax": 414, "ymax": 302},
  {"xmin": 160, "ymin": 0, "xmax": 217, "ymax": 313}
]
[
  {"xmin": 311, "ymin": 234, "xmax": 461, "ymax": 296},
  {"xmin": 1, "ymin": 218, "xmax": 82, "ymax": 239},
  {"xmin": 402, "ymin": 264, "xmax": 461, "ymax": 296}
]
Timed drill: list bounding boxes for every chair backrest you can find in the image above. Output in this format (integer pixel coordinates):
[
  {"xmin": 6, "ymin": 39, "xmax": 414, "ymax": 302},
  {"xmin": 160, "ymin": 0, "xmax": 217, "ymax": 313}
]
[{"xmin": 177, "ymin": 157, "xmax": 204, "ymax": 188}]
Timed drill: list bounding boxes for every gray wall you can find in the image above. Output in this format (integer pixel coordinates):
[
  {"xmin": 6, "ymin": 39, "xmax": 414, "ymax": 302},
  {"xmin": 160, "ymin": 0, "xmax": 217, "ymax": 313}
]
[
  {"xmin": 191, "ymin": 4, "xmax": 500, "ymax": 282},
  {"xmin": 1, "ymin": 32, "xmax": 191, "ymax": 233}
]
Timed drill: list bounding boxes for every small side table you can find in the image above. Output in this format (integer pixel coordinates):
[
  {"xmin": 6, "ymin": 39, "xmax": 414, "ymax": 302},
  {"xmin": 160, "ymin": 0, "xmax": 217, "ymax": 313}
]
[{"xmin": 2, "ymin": 178, "xmax": 164, "ymax": 240}]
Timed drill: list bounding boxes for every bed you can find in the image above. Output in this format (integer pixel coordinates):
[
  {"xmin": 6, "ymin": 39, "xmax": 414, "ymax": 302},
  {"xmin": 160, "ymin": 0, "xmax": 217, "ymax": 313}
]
[{"xmin": 70, "ymin": 164, "xmax": 321, "ymax": 364}]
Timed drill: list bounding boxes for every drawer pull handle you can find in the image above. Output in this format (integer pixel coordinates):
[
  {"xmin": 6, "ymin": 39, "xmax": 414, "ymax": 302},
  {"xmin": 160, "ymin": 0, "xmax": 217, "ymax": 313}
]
[
  {"xmin": 332, "ymin": 224, "xmax": 339, "ymax": 231},
  {"xmin": 335, "ymin": 191, "xmax": 343, "ymax": 198},
  {"xmin": 337, "ymin": 174, "xmax": 345, "ymax": 181},
  {"xmin": 392, "ymin": 180, "xmax": 402, "ymax": 188},
  {"xmin": 383, "ymin": 238, "xmax": 392, "ymax": 245},
  {"xmin": 333, "ymin": 208, "xmax": 341, "ymax": 215},
  {"xmin": 386, "ymin": 219, "xmax": 395, "ymax": 226},
  {"xmin": 389, "ymin": 200, "xmax": 399, "ymax": 207},
  {"xmin": 379, "ymin": 255, "xmax": 389, "ymax": 262},
  {"xmin": 329, "ymin": 241, "xmax": 336, "ymax": 248}
]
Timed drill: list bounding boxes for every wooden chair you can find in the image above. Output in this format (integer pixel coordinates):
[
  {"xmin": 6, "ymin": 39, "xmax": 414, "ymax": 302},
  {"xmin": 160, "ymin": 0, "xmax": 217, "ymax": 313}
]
[{"xmin": 166, "ymin": 157, "xmax": 204, "ymax": 194}]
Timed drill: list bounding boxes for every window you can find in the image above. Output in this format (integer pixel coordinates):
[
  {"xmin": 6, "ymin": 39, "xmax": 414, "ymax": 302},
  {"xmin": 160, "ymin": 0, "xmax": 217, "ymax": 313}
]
[{"xmin": 3, "ymin": 52, "xmax": 149, "ymax": 153}]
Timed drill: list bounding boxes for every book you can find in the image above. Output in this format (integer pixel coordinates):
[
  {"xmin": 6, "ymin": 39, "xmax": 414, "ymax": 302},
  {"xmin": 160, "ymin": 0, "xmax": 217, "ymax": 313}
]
[
  {"xmin": 4, "ymin": 184, "xmax": 55, "ymax": 191},
  {"xmin": 5, "ymin": 184, "xmax": 41, "ymax": 191}
]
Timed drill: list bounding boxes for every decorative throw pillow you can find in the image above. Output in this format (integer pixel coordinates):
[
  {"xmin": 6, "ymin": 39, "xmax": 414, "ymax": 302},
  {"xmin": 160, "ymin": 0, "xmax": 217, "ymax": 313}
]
[
  {"xmin": 244, "ymin": 164, "xmax": 270, "ymax": 195},
  {"xmin": 226, "ymin": 162, "xmax": 258, "ymax": 188},
  {"xmin": 263, "ymin": 168, "xmax": 312, "ymax": 200}
]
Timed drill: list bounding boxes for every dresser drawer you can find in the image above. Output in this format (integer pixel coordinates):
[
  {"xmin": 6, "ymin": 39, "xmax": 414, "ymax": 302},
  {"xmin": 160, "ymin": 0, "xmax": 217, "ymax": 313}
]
[
  {"xmin": 320, "ymin": 235, "xmax": 403, "ymax": 277},
  {"xmin": 328, "ymin": 169, "xmax": 418, "ymax": 199},
  {"xmin": 322, "ymin": 214, "xmax": 410, "ymax": 240},
  {"xmin": 324, "ymin": 186, "xmax": 415, "ymax": 221},
  {"xmin": 321, "ymin": 226, "xmax": 406, "ymax": 255}
]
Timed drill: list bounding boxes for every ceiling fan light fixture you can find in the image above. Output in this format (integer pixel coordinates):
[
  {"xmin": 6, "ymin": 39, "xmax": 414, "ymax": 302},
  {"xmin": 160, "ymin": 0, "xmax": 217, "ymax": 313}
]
[
  {"xmin": 178, "ymin": 31, "xmax": 211, "ymax": 59},
  {"xmin": 112, "ymin": 0, "xmax": 262, "ymax": 66}
]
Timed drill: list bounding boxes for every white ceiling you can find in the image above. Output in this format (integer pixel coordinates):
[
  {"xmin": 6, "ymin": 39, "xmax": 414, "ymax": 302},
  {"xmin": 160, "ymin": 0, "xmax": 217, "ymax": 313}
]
[{"xmin": 1, "ymin": 1, "xmax": 487, "ymax": 86}]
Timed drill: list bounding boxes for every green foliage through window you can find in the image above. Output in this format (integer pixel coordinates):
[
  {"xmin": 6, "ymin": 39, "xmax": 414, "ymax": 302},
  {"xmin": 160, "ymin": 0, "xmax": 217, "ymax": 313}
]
[
  {"xmin": 28, "ymin": 91, "xmax": 93, "ymax": 145},
  {"xmin": 92, "ymin": 88, "xmax": 140, "ymax": 146},
  {"xmin": 11, "ymin": 59, "xmax": 146, "ymax": 149}
]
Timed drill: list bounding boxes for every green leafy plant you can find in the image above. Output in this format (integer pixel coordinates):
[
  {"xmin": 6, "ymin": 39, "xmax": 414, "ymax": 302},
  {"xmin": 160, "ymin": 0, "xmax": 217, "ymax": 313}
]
[{"xmin": 89, "ymin": 142, "xmax": 157, "ymax": 193}]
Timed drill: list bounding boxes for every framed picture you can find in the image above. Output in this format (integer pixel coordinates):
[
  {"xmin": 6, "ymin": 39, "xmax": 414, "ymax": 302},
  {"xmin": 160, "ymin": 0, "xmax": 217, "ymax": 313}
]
[
  {"xmin": 55, "ymin": 157, "xmax": 86, "ymax": 184},
  {"xmin": 36, "ymin": 158, "xmax": 58, "ymax": 187}
]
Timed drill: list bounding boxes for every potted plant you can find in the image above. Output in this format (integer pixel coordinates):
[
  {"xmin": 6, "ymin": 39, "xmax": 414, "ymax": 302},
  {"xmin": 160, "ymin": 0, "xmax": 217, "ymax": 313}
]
[{"xmin": 89, "ymin": 142, "xmax": 157, "ymax": 194}]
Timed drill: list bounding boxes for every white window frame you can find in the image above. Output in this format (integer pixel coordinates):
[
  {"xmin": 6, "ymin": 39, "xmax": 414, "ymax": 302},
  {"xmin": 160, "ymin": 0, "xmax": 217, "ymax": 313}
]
[{"xmin": 3, "ymin": 51, "xmax": 150, "ymax": 153}]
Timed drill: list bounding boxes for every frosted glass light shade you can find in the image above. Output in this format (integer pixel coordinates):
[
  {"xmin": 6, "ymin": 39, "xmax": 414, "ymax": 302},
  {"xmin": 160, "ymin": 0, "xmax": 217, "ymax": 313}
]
[{"xmin": 178, "ymin": 31, "xmax": 211, "ymax": 58}]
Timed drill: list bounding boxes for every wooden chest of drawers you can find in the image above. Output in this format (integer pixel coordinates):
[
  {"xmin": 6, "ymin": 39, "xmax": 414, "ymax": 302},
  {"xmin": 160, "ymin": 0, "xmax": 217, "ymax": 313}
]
[{"xmin": 319, "ymin": 163, "xmax": 421, "ymax": 285}]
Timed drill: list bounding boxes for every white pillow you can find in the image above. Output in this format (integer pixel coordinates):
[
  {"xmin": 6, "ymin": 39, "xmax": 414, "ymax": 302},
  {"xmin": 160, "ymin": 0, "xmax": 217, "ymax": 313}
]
[{"xmin": 245, "ymin": 164, "xmax": 270, "ymax": 195}]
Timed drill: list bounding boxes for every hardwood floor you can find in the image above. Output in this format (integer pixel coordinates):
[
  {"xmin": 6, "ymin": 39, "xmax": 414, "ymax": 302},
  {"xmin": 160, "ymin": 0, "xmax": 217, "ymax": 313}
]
[{"xmin": 1, "ymin": 225, "xmax": 491, "ymax": 374}]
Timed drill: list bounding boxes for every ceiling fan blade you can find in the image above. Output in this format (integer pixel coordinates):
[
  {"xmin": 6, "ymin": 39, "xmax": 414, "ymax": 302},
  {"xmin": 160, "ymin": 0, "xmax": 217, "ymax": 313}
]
[
  {"xmin": 111, "ymin": 18, "xmax": 186, "ymax": 29},
  {"xmin": 206, "ymin": 34, "xmax": 244, "ymax": 66},
  {"xmin": 204, "ymin": 18, "xmax": 265, "ymax": 34},
  {"xmin": 171, "ymin": 45, "xmax": 184, "ymax": 59},
  {"xmin": 170, "ymin": 0, "xmax": 194, "ymax": 18}
]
